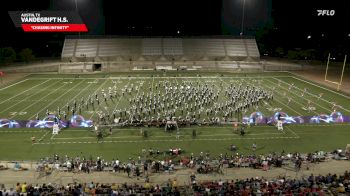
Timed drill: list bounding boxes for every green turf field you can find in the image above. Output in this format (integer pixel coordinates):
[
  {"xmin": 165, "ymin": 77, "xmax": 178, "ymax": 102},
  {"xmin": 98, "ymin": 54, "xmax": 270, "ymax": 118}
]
[{"xmin": 0, "ymin": 71, "xmax": 349, "ymax": 161}]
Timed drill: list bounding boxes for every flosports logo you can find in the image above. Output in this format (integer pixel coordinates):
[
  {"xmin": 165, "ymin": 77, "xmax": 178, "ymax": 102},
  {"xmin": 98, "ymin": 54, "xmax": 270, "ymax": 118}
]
[{"xmin": 317, "ymin": 10, "xmax": 335, "ymax": 16}]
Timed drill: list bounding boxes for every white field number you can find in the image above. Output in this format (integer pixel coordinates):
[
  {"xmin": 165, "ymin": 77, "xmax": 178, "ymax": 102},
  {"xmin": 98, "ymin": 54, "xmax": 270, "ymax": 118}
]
[
  {"xmin": 266, "ymin": 107, "xmax": 282, "ymax": 112},
  {"xmin": 9, "ymin": 112, "xmax": 27, "ymax": 116}
]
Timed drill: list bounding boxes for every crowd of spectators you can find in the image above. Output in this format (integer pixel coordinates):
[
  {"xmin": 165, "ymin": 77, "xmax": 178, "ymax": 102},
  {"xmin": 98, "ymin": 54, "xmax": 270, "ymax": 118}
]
[
  {"xmin": 0, "ymin": 171, "xmax": 349, "ymax": 195},
  {"xmin": 0, "ymin": 181, "xmax": 183, "ymax": 196},
  {"xmin": 0, "ymin": 149, "xmax": 349, "ymax": 195},
  {"xmin": 191, "ymin": 171, "xmax": 350, "ymax": 195},
  {"xmin": 33, "ymin": 148, "xmax": 348, "ymax": 177}
]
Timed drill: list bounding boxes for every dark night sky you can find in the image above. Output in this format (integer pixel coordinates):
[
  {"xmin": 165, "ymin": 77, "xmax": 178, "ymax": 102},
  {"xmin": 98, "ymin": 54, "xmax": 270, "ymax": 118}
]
[
  {"xmin": 0, "ymin": 0, "xmax": 349, "ymax": 57},
  {"xmin": 104, "ymin": 0, "xmax": 222, "ymax": 35}
]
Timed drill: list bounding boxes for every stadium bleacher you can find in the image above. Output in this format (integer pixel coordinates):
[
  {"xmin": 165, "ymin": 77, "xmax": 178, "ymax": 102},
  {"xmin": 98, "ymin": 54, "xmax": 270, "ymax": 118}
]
[
  {"xmin": 62, "ymin": 36, "xmax": 260, "ymax": 61},
  {"xmin": 225, "ymin": 39, "xmax": 247, "ymax": 57},
  {"xmin": 59, "ymin": 36, "xmax": 268, "ymax": 72},
  {"xmin": 58, "ymin": 36, "xmax": 306, "ymax": 73},
  {"xmin": 75, "ymin": 39, "xmax": 98, "ymax": 58},
  {"xmin": 142, "ymin": 38, "xmax": 162, "ymax": 56},
  {"xmin": 163, "ymin": 38, "xmax": 183, "ymax": 56}
]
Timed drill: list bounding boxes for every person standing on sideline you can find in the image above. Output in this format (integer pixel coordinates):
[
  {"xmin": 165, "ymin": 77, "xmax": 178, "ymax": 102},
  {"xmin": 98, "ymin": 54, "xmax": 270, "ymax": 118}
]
[
  {"xmin": 31, "ymin": 136, "xmax": 36, "ymax": 144},
  {"xmin": 252, "ymin": 143, "xmax": 257, "ymax": 151}
]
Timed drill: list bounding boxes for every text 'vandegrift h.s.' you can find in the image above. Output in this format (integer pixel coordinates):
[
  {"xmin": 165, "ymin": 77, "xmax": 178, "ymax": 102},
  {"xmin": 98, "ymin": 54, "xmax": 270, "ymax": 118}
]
[{"xmin": 8, "ymin": 11, "xmax": 88, "ymax": 32}]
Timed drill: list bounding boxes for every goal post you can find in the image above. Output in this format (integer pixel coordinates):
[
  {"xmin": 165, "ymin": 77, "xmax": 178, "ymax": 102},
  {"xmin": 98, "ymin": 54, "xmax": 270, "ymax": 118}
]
[
  {"xmin": 339, "ymin": 55, "xmax": 347, "ymax": 90},
  {"xmin": 324, "ymin": 53, "xmax": 347, "ymax": 91},
  {"xmin": 324, "ymin": 53, "xmax": 330, "ymax": 81}
]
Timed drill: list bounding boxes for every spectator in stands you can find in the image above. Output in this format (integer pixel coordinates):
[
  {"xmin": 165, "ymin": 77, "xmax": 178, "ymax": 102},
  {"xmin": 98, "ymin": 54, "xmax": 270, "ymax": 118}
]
[
  {"xmin": 172, "ymin": 178, "xmax": 178, "ymax": 190},
  {"xmin": 1, "ymin": 170, "xmax": 350, "ymax": 196},
  {"xmin": 190, "ymin": 172, "xmax": 196, "ymax": 185},
  {"xmin": 338, "ymin": 183, "xmax": 346, "ymax": 193},
  {"xmin": 15, "ymin": 183, "xmax": 20, "ymax": 193},
  {"xmin": 21, "ymin": 182, "xmax": 27, "ymax": 194},
  {"xmin": 135, "ymin": 166, "xmax": 140, "ymax": 179},
  {"xmin": 126, "ymin": 164, "xmax": 131, "ymax": 177},
  {"xmin": 14, "ymin": 162, "xmax": 21, "ymax": 170}
]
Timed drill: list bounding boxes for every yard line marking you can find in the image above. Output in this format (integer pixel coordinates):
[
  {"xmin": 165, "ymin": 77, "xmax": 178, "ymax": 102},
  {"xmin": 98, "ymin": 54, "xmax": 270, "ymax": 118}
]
[
  {"xmin": 57, "ymin": 78, "xmax": 99, "ymax": 118},
  {"xmin": 109, "ymin": 78, "xmax": 131, "ymax": 120},
  {"xmin": 284, "ymin": 126, "xmax": 300, "ymax": 138},
  {"xmin": 219, "ymin": 77, "xmax": 303, "ymax": 116},
  {"xmin": 64, "ymin": 78, "xmax": 97, "ymax": 107},
  {"xmin": 174, "ymin": 76, "xmax": 192, "ymax": 117},
  {"xmin": 88, "ymin": 78, "xmax": 112, "ymax": 120},
  {"xmin": 0, "ymin": 79, "xmax": 28, "ymax": 91},
  {"xmin": 218, "ymin": 77, "xmax": 257, "ymax": 117},
  {"xmin": 189, "ymin": 132, "xmax": 285, "ymax": 136},
  {"xmin": 274, "ymin": 77, "xmax": 350, "ymax": 113},
  {"xmin": 291, "ymin": 123, "xmax": 350, "ymax": 127},
  {"xmin": 0, "ymin": 79, "xmax": 51, "ymax": 105},
  {"xmin": 37, "ymin": 130, "xmax": 50, "ymax": 143},
  {"xmin": 1, "ymin": 79, "xmax": 63, "ymax": 114},
  {"xmin": 29, "ymin": 77, "xmax": 110, "ymax": 80},
  {"xmin": 108, "ymin": 76, "xmax": 293, "ymax": 79},
  {"xmin": 0, "ymin": 130, "xmax": 44, "ymax": 133},
  {"xmin": 202, "ymin": 77, "xmax": 231, "ymax": 117},
  {"xmin": 258, "ymin": 78, "xmax": 312, "ymax": 115},
  {"xmin": 63, "ymin": 123, "xmax": 350, "ymax": 132},
  {"xmin": 219, "ymin": 77, "xmax": 268, "ymax": 117},
  {"xmin": 267, "ymin": 78, "xmax": 335, "ymax": 113},
  {"xmin": 30, "ymin": 76, "xmax": 292, "ymax": 80},
  {"xmin": 151, "ymin": 76, "xmax": 154, "ymax": 93},
  {"xmin": 34, "ymin": 135, "xmax": 299, "ymax": 145},
  {"xmin": 127, "ymin": 79, "xmax": 143, "ymax": 122},
  {"xmin": 27, "ymin": 79, "xmax": 87, "ymax": 120},
  {"xmin": 45, "ymin": 78, "xmax": 95, "ymax": 118},
  {"xmin": 250, "ymin": 78, "xmax": 300, "ymax": 116},
  {"xmin": 288, "ymin": 73, "xmax": 350, "ymax": 99},
  {"xmin": 259, "ymin": 80, "xmax": 305, "ymax": 116},
  {"xmin": 9, "ymin": 79, "xmax": 72, "ymax": 119},
  {"xmin": 52, "ymin": 132, "xmax": 285, "ymax": 140},
  {"xmin": 53, "ymin": 137, "xmax": 96, "ymax": 139}
]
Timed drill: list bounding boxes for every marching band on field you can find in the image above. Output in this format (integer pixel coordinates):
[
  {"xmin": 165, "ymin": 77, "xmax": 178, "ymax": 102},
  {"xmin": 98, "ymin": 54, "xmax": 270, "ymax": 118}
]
[{"xmin": 51, "ymin": 79, "xmax": 274, "ymax": 127}]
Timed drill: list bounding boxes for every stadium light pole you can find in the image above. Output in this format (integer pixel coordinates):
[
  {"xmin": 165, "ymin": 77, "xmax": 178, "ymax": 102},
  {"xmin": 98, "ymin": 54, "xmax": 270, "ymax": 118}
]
[
  {"xmin": 240, "ymin": 0, "xmax": 246, "ymax": 36},
  {"xmin": 75, "ymin": 0, "xmax": 81, "ymax": 38},
  {"xmin": 75, "ymin": 0, "xmax": 78, "ymax": 11}
]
